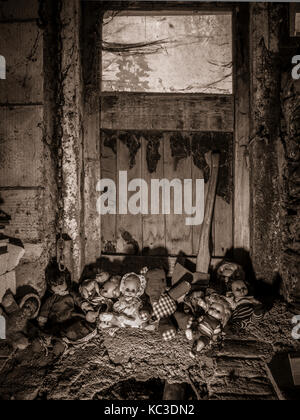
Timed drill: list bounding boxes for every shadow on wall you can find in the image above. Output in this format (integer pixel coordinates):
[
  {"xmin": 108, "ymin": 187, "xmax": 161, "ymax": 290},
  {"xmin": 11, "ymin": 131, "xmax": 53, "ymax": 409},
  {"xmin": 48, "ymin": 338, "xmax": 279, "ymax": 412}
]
[{"xmin": 79, "ymin": 246, "xmax": 283, "ymax": 308}]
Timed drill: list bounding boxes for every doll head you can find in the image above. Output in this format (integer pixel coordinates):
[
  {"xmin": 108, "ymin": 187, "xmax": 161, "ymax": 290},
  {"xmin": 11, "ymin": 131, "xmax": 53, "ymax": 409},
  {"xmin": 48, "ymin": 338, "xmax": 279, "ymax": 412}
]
[
  {"xmin": 100, "ymin": 276, "xmax": 121, "ymax": 300},
  {"xmin": 79, "ymin": 279, "xmax": 100, "ymax": 301},
  {"xmin": 217, "ymin": 262, "xmax": 245, "ymax": 285},
  {"xmin": 1, "ymin": 291, "xmax": 15, "ymax": 308},
  {"xmin": 20, "ymin": 294, "xmax": 41, "ymax": 319},
  {"xmin": 48, "ymin": 270, "xmax": 70, "ymax": 295},
  {"xmin": 227, "ymin": 279, "xmax": 249, "ymax": 300},
  {"xmin": 120, "ymin": 273, "xmax": 147, "ymax": 299},
  {"xmin": 96, "ymin": 271, "xmax": 110, "ymax": 284},
  {"xmin": 206, "ymin": 293, "xmax": 232, "ymax": 327},
  {"xmin": 208, "ymin": 302, "xmax": 226, "ymax": 321}
]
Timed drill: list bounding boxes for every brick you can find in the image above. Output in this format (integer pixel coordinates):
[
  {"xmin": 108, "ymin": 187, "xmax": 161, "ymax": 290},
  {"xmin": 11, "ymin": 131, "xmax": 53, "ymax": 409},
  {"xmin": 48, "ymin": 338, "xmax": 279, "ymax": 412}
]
[
  {"xmin": 215, "ymin": 357, "xmax": 266, "ymax": 378},
  {"xmin": 0, "ymin": 270, "xmax": 16, "ymax": 301},
  {"xmin": 209, "ymin": 376, "xmax": 274, "ymax": 397},
  {"xmin": 0, "ymin": 189, "xmax": 44, "ymax": 242},
  {"xmin": 0, "ymin": 106, "xmax": 44, "ymax": 187},
  {"xmin": 215, "ymin": 339, "xmax": 273, "ymax": 360},
  {"xmin": 0, "ymin": 22, "xmax": 43, "ymax": 103}
]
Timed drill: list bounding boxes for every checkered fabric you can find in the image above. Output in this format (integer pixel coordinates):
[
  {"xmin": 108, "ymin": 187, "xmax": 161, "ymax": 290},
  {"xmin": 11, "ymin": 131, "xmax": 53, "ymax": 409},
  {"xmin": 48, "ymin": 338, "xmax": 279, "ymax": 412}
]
[
  {"xmin": 162, "ymin": 329, "xmax": 177, "ymax": 342},
  {"xmin": 139, "ymin": 311, "xmax": 150, "ymax": 322},
  {"xmin": 152, "ymin": 293, "xmax": 177, "ymax": 320}
]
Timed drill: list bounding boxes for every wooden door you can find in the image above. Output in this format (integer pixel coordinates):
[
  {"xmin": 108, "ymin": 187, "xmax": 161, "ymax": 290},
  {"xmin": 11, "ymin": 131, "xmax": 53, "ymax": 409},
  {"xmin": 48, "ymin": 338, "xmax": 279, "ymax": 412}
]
[
  {"xmin": 100, "ymin": 93, "xmax": 234, "ymax": 259},
  {"xmin": 99, "ymin": 10, "xmax": 234, "ymax": 268}
]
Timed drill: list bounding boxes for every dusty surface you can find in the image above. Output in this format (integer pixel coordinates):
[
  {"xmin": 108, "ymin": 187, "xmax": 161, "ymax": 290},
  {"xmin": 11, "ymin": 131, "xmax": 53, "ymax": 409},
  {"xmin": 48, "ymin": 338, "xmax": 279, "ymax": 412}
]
[{"xmin": 0, "ymin": 301, "xmax": 299, "ymax": 400}]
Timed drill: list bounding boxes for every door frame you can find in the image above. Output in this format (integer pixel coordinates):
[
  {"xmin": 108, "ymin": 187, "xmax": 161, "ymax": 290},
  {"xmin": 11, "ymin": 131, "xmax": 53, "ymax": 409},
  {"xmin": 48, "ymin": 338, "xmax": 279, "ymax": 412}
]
[{"xmin": 81, "ymin": 1, "xmax": 250, "ymax": 269}]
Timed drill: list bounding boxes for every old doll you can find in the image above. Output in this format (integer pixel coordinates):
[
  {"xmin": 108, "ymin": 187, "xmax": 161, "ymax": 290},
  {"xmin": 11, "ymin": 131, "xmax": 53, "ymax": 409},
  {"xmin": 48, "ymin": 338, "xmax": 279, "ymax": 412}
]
[
  {"xmin": 37, "ymin": 269, "xmax": 94, "ymax": 347},
  {"xmin": 79, "ymin": 273, "xmax": 121, "ymax": 323},
  {"xmin": 37, "ymin": 270, "xmax": 82, "ymax": 327},
  {"xmin": 217, "ymin": 261, "xmax": 264, "ymax": 329},
  {"xmin": 1, "ymin": 290, "xmax": 40, "ymax": 350},
  {"xmin": 186, "ymin": 292, "xmax": 232, "ymax": 355},
  {"xmin": 145, "ymin": 268, "xmax": 194, "ymax": 341},
  {"xmin": 225, "ymin": 278, "xmax": 264, "ymax": 329},
  {"xmin": 99, "ymin": 271, "xmax": 152, "ymax": 330}
]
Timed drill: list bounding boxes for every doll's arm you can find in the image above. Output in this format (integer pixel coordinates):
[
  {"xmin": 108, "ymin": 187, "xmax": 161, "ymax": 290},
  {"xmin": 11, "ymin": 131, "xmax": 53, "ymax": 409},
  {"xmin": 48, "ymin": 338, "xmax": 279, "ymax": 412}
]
[
  {"xmin": 38, "ymin": 295, "xmax": 56, "ymax": 326},
  {"xmin": 113, "ymin": 299, "xmax": 124, "ymax": 313},
  {"xmin": 71, "ymin": 290, "xmax": 85, "ymax": 310}
]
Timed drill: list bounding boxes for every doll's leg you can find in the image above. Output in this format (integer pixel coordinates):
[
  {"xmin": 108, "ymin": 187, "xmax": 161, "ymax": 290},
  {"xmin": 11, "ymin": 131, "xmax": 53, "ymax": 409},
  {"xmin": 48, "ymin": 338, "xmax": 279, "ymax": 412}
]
[
  {"xmin": 194, "ymin": 335, "xmax": 210, "ymax": 353},
  {"xmin": 9, "ymin": 332, "xmax": 29, "ymax": 351},
  {"xmin": 99, "ymin": 312, "xmax": 115, "ymax": 329},
  {"xmin": 174, "ymin": 312, "xmax": 193, "ymax": 332},
  {"xmin": 158, "ymin": 317, "xmax": 177, "ymax": 341}
]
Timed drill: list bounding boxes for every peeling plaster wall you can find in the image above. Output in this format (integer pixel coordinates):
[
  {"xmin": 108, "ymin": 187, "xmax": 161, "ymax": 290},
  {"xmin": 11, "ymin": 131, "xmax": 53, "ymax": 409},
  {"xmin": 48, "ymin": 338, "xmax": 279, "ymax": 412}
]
[{"xmin": 59, "ymin": 0, "xmax": 84, "ymax": 281}]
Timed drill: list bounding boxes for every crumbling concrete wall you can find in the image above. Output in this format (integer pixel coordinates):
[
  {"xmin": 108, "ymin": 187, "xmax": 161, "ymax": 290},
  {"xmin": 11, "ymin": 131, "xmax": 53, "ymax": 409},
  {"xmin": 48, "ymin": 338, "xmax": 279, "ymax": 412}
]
[
  {"xmin": 250, "ymin": 3, "xmax": 300, "ymax": 301},
  {"xmin": 59, "ymin": 0, "xmax": 85, "ymax": 280},
  {"xmin": 0, "ymin": 0, "xmax": 56, "ymax": 295},
  {"xmin": 281, "ymin": 75, "xmax": 300, "ymax": 303},
  {"xmin": 249, "ymin": 3, "xmax": 283, "ymax": 285}
]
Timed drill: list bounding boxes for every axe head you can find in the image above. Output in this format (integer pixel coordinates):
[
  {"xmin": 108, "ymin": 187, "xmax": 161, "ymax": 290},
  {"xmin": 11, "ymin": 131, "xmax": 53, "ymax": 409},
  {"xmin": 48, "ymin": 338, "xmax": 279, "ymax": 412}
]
[{"xmin": 172, "ymin": 259, "xmax": 210, "ymax": 290}]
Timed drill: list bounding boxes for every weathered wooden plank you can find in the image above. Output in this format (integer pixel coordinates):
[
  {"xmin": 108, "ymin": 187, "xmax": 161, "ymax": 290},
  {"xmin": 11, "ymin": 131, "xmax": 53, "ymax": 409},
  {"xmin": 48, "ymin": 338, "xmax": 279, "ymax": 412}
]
[
  {"xmin": 84, "ymin": 159, "xmax": 101, "ymax": 259},
  {"xmin": 213, "ymin": 196, "xmax": 233, "ymax": 256},
  {"xmin": 0, "ymin": 189, "xmax": 43, "ymax": 242},
  {"xmin": 101, "ymin": 94, "xmax": 234, "ymax": 132},
  {"xmin": 141, "ymin": 134, "xmax": 166, "ymax": 254},
  {"xmin": 233, "ymin": 5, "xmax": 250, "ymax": 256},
  {"xmin": 0, "ymin": 0, "xmax": 38, "ymax": 21},
  {"xmin": 164, "ymin": 133, "xmax": 193, "ymax": 256},
  {"xmin": 116, "ymin": 135, "xmax": 143, "ymax": 254},
  {"xmin": 0, "ymin": 106, "xmax": 43, "ymax": 187},
  {"xmin": 100, "ymin": 133, "xmax": 117, "ymax": 254},
  {"xmin": 0, "ymin": 22, "xmax": 43, "ymax": 103},
  {"xmin": 192, "ymin": 154, "xmax": 207, "ymax": 256}
]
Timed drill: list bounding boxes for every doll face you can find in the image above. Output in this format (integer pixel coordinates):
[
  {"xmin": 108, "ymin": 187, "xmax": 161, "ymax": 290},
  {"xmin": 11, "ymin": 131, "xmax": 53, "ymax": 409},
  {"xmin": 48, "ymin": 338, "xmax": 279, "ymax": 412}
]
[
  {"xmin": 84, "ymin": 281, "xmax": 98, "ymax": 300},
  {"xmin": 22, "ymin": 299, "xmax": 38, "ymax": 319},
  {"xmin": 51, "ymin": 278, "xmax": 68, "ymax": 295},
  {"xmin": 208, "ymin": 303, "xmax": 226, "ymax": 321},
  {"xmin": 123, "ymin": 275, "xmax": 140, "ymax": 298},
  {"xmin": 231, "ymin": 280, "xmax": 248, "ymax": 299},
  {"xmin": 100, "ymin": 279, "xmax": 121, "ymax": 299},
  {"xmin": 96, "ymin": 271, "xmax": 110, "ymax": 283}
]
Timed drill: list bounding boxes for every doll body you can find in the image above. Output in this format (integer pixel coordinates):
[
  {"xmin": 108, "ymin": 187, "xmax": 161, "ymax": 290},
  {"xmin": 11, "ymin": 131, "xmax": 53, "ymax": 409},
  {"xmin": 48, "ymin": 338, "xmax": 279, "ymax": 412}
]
[
  {"xmin": 145, "ymin": 268, "xmax": 193, "ymax": 341},
  {"xmin": 225, "ymin": 280, "xmax": 264, "ymax": 328},
  {"xmin": 186, "ymin": 303, "xmax": 224, "ymax": 353},
  {"xmin": 98, "ymin": 272, "xmax": 152, "ymax": 331},
  {"xmin": 185, "ymin": 292, "xmax": 232, "ymax": 355},
  {"xmin": 38, "ymin": 287, "xmax": 83, "ymax": 326},
  {"xmin": 37, "ymin": 270, "xmax": 95, "ymax": 346},
  {"xmin": 1, "ymin": 290, "xmax": 40, "ymax": 350},
  {"xmin": 79, "ymin": 274, "xmax": 121, "ymax": 323}
]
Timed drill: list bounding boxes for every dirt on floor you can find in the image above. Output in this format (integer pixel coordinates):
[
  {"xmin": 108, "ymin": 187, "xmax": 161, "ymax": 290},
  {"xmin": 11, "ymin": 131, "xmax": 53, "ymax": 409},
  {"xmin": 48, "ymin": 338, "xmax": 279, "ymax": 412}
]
[{"xmin": 0, "ymin": 301, "xmax": 299, "ymax": 400}]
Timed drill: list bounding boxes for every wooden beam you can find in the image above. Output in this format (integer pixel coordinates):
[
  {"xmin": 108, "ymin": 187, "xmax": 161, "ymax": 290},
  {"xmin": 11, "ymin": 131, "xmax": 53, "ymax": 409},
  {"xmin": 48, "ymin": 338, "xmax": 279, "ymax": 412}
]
[
  {"xmin": 82, "ymin": 0, "xmax": 102, "ymax": 265},
  {"xmin": 233, "ymin": 4, "xmax": 250, "ymax": 257},
  {"xmin": 101, "ymin": 94, "xmax": 234, "ymax": 132}
]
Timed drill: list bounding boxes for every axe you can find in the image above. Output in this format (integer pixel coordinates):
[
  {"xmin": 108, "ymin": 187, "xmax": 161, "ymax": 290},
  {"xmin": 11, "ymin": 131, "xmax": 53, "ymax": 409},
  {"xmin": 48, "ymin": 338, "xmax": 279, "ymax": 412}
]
[{"xmin": 171, "ymin": 152, "xmax": 221, "ymax": 292}]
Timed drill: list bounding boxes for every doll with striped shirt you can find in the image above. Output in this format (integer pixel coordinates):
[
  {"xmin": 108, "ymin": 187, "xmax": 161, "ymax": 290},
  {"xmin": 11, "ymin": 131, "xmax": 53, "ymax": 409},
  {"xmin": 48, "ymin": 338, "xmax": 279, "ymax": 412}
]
[
  {"xmin": 217, "ymin": 262, "xmax": 265, "ymax": 329},
  {"xmin": 226, "ymin": 278, "xmax": 265, "ymax": 329}
]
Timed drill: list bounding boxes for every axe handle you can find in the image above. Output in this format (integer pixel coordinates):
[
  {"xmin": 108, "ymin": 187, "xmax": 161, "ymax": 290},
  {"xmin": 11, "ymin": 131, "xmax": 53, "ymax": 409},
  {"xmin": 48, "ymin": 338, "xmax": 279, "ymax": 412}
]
[{"xmin": 196, "ymin": 152, "xmax": 220, "ymax": 274}]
